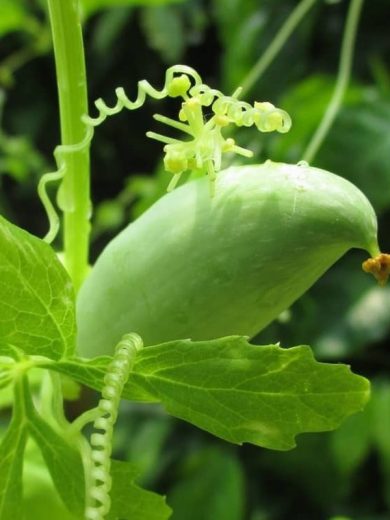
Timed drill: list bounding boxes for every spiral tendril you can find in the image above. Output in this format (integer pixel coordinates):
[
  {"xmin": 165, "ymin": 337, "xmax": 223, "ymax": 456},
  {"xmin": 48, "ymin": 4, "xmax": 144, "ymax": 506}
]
[
  {"xmin": 39, "ymin": 64, "xmax": 291, "ymax": 242},
  {"xmin": 85, "ymin": 333, "xmax": 143, "ymax": 520},
  {"xmin": 82, "ymin": 65, "xmax": 202, "ymax": 128},
  {"xmin": 38, "ymin": 126, "xmax": 93, "ymax": 242}
]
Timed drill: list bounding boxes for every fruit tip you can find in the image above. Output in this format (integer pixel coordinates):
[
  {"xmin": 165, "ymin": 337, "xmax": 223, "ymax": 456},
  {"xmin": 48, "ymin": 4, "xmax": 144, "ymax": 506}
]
[{"xmin": 362, "ymin": 253, "xmax": 390, "ymax": 286}]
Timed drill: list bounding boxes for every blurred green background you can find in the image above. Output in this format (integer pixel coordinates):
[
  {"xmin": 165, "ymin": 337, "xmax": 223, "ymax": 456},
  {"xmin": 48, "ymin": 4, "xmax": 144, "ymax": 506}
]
[{"xmin": 1, "ymin": 0, "xmax": 390, "ymax": 518}]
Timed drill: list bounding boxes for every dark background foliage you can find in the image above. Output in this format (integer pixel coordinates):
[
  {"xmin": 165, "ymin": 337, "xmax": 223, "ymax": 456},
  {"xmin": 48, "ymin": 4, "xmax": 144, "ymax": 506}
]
[{"xmin": 1, "ymin": 0, "xmax": 390, "ymax": 518}]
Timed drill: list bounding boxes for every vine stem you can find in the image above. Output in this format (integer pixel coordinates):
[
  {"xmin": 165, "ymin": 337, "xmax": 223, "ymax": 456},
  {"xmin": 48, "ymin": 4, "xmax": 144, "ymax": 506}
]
[
  {"xmin": 46, "ymin": 0, "xmax": 90, "ymax": 292},
  {"xmin": 302, "ymin": 0, "xmax": 364, "ymax": 163},
  {"xmin": 239, "ymin": 0, "xmax": 318, "ymax": 98}
]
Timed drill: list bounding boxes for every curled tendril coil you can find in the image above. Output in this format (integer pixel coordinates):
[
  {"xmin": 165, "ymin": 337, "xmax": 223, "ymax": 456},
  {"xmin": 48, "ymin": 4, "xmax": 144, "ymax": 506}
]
[
  {"xmin": 38, "ymin": 64, "xmax": 291, "ymax": 242},
  {"xmin": 83, "ymin": 64, "xmax": 202, "ymax": 127},
  {"xmin": 38, "ymin": 127, "xmax": 93, "ymax": 243},
  {"xmin": 38, "ymin": 65, "xmax": 201, "ymax": 243},
  {"xmin": 85, "ymin": 333, "xmax": 143, "ymax": 520}
]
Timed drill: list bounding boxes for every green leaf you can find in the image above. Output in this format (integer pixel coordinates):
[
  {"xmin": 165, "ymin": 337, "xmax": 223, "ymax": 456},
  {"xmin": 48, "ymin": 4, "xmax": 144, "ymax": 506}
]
[
  {"xmin": 129, "ymin": 337, "xmax": 370, "ymax": 450},
  {"xmin": 108, "ymin": 460, "xmax": 171, "ymax": 520},
  {"xmin": 43, "ymin": 355, "xmax": 156, "ymax": 402},
  {"xmin": 168, "ymin": 447, "xmax": 244, "ymax": 520},
  {"xmin": 46, "ymin": 337, "xmax": 370, "ymax": 451},
  {"xmin": 0, "ymin": 416, "xmax": 28, "ymax": 519},
  {"xmin": 0, "ymin": 216, "xmax": 76, "ymax": 359},
  {"xmin": 27, "ymin": 410, "xmax": 85, "ymax": 517}
]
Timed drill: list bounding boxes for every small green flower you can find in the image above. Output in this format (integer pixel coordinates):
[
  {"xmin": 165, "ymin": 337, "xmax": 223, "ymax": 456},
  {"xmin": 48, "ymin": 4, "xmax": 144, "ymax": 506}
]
[{"xmin": 146, "ymin": 72, "xmax": 292, "ymax": 195}]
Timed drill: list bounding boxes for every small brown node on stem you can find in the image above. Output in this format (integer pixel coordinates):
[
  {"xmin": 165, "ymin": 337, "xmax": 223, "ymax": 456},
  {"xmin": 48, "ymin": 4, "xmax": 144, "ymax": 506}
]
[{"xmin": 362, "ymin": 253, "xmax": 390, "ymax": 286}]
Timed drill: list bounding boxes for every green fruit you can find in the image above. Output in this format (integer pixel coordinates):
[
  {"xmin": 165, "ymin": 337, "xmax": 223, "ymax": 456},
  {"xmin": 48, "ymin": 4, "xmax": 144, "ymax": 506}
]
[{"xmin": 77, "ymin": 161, "xmax": 379, "ymax": 356}]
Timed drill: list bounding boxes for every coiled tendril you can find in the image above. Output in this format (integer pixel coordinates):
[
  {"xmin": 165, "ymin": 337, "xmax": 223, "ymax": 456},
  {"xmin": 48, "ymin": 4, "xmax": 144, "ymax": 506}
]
[
  {"xmin": 39, "ymin": 65, "xmax": 291, "ymax": 242},
  {"xmin": 85, "ymin": 333, "xmax": 143, "ymax": 520}
]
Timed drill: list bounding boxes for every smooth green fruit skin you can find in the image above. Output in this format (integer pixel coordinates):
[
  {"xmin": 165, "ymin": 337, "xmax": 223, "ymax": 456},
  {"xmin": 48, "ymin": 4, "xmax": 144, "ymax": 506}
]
[{"xmin": 77, "ymin": 162, "xmax": 378, "ymax": 357}]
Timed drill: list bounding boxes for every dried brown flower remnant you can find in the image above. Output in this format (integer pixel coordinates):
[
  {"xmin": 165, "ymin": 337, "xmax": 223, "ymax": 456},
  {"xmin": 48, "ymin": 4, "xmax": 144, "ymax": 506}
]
[{"xmin": 362, "ymin": 253, "xmax": 390, "ymax": 286}]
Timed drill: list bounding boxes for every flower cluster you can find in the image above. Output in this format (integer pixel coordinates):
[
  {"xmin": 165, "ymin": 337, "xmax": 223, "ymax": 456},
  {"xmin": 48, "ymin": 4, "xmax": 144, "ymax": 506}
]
[{"xmin": 147, "ymin": 72, "xmax": 292, "ymax": 194}]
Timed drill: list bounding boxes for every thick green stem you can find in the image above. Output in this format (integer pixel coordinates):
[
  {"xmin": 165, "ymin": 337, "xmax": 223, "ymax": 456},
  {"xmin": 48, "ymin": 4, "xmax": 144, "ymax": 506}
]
[
  {"xmin": 47, "ymin": 0, "xmax": 90, "ymax": 292},
  {"xmin": 302, "ymin": 0, "xmax": 364, "ymax": 163}
]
